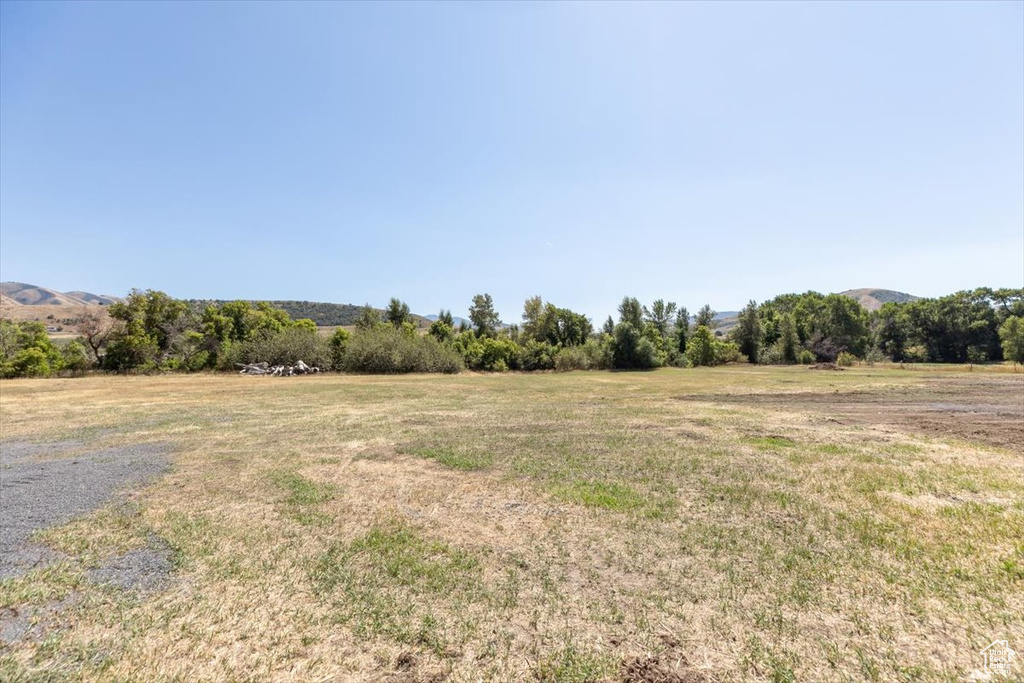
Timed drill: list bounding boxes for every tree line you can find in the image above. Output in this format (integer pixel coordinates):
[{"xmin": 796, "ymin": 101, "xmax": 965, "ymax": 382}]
[{"xmin": 1, "ymin": 286, "xmax": 1022, "ymax": 378}]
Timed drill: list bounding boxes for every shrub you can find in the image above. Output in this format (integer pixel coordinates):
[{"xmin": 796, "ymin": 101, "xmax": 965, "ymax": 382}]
[
  {"xmin": 517, "ymin": 339, "xmax": 557, "ymax": 371},
  {"xmin": 760, "ymin": 342, "xmax": 785, "ymax": 365},
  {"xmin": 61, "ymin": 340, "xmax": 92, "ymax": 373},
  {"xmin": 230, "ymin": 327, "xmax": 331, "ymax": 368},
  {"xmin": 0, "ymin": 321, "xmax": 67, "ymax": 377},
  {"xmin": 797, "ymin": 349, "xmax": 816, "ymax": 365},
  {"xmin": 478, "ymin": 337, "xmax": 518, "ymax": 372},
  {"xmin": 340, "ymin": 326, "xmax": 463, "ymax": 374},
  {"xmin": 612, "ymin": 323, "xmax": 662, "ymax": 369},
  {"xmin": 12, "ymin": 347, "xmax": 53, "ymax": 377},
  {"xmin": 329, "ymin": 328, "xmax": 350, "ymax": 370},
  {"xmin": 836, "ymin": 351, "xmax": 857, "ymax": 367},
  {"xmin": 714, "ymin": 340, "xmax": 744, "ymax": 364},
  {"xmin": 554, "ymin": 345, "xmax": 590, "ymax": 371},
  {"xmin": 686, "ymin": 326, "xmax": 717, "ymax": 367}
]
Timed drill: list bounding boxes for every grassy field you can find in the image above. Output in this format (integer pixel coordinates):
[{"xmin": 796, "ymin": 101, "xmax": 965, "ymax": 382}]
[{"xmin": 1, "ymin": 366, "xmax": 1022, "ymax": 682}]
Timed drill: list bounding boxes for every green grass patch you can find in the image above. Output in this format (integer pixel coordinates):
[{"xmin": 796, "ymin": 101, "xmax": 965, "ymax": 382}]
[
  {"xmin": 0, "ymin": 563, "xmax": 85, "ymax": 609},
  {"xmin": 553, "ymin": 481, "xmax": 645, "ymax": 512},
  {"xmin": 746, "ymin": 435, "xmax": 797, "ymax": 450},
  {"xmin": 271, "ymin": 471, "xmax": 337, "ymax": 525},
  {"xmin": 409, "ymin": 446, "xmax": 492, "ymax": 471},
  {"xmin": 311, "ymin": 521, "xmax": 484, "ymax": 653},
  {"xmin": 534, "ymin": 641, "xmax": 616, "ymax": 683}
]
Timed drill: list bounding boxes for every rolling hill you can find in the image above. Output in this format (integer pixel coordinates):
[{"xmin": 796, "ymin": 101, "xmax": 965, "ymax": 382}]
[
  {"xmin": 839, "ymin": 288, "xmax": 920, "ymax": 311},
  {"xmin": 188, "ymin": 300, "xmax": 432, "ymax": 328},
  {"xmin": 0, "ymin": 282, "xmax": 119, "ymax": 306}
]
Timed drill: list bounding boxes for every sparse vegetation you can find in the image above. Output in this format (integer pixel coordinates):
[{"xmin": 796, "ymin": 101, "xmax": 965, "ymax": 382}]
[{"xmin": 1, "ymin": 365, "xmax": 1020, "ymax": 680}]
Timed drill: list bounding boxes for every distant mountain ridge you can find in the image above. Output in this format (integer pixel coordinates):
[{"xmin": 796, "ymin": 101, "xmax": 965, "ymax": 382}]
[
  {"xmin": 425, "ymin": 313, "xmax": 472, "ymax": 328},
  {"xmin": 0, "ymin": 282, "xmax": 119, "ymax": 306},
  {"xmin": 188, "ymin": 299, "xmax": 431, "ymax": 328},
  {"xmin": 0, "ymin": 282, "xmax": 922, "ymax": 328}
]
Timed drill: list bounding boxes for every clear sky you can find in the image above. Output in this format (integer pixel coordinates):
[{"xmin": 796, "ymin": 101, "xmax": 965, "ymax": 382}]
[{"xmin": 1, "ymin": 1, "xmax": 1022, "ymax": 323}]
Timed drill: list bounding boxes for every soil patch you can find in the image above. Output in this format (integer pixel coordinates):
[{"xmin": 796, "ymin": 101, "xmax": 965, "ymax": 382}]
[
  {"xmin": 674, "ymin": 376, "xmax": 1024, "ymax": 450},
  {"xmin": 0, "ymin": 441, "xmax": 171, "ymax": 579}
]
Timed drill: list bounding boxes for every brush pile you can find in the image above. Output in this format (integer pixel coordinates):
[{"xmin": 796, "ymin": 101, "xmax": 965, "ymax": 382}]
[{"xmin": 237, "ymin": 361, "xmax": 321, "ymax": 376}]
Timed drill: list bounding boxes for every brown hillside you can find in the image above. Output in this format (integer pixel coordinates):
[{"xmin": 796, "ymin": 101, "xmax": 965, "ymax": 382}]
[{"xmin": 839, "ymin": 288, "xmax": 920, "ymax": 311}]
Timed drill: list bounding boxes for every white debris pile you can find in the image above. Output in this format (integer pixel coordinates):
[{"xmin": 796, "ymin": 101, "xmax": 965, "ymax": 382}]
[{"xmin": 237, "ymin": 360, "xmax": 321, "ymax": 376}]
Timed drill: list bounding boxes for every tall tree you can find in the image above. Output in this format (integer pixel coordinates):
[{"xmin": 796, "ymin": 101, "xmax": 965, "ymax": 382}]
[
  {"xmin": 617, "ymin": 297, "xmax": 643, "ymax": 329},
  {"xmin": 999, "ymin": 316, "xmax": 1024, "ymax": 366},
  {"xmin": 385, "ymin": 298, "xmax": 411, "ymax": 328},
  {"xmin": 429, "ymin": 309, "xmax": 455, "ymax": 342},
  {"xmin": 778, "ymin": 312, "xmax": 799, "ymax": 363},
  {"xmin": 695, "ymin": 304, "xmax": 716, "ymax": 329},
  {"xmin": 469, "ymin": 293, "xmax": 501, "ymax": 338},
  {"xmin": 674, "ymin": 307, "xmax": 690, "ymax": 354},
  {"xmin": 521, "ymin": 296, "xmax": 544, "ymax": 339},
  {"xmin": 644, "ymin": 299, "xmax": 677, "ymax": 339},
  {"xmin": 355, "ymin": 304, "xmax": 381, "ymax": 330},
  {"xmin": 602, "ymin": 316, "xmax": 615, "ymax": 336},
  {"xmin": 734, "ymin": 300, "xmax": 762, "ymax": 364}
]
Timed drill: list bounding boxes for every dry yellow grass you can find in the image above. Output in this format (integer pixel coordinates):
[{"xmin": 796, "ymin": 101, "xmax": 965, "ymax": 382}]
[{"xmin": 1, "ymin": 366, "xmax": 1022, "ymax": 682}]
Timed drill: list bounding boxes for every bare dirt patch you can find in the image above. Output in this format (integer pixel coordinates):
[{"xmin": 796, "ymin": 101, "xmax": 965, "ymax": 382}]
[{"xmin": 675, "ymin": 376, "xmax": 1024, "ymax": 450}]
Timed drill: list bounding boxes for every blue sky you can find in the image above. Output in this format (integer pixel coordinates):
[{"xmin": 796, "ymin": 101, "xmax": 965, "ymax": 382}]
[{"xmin": 1, "ymin": 1, "xmax": 1022, "ymax": 323}]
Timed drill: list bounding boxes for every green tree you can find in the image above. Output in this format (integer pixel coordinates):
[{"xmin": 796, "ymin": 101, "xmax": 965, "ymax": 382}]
[
  {"xmin": 686, "ymin": 325, "xmax": 717, "ymax": 367},
  {"xmin": 329, "ymin": 328, "xmax": 351, "ymax": 370},
  {"xmin": 617, "ymin": 297, "xmax": 643, "ymax": 329},
  {"xmin": 355, "ymin": 304, "xmax": 382, "ymax": 330},
  {"xmin": 733, "ymin": 300, "xmax": 762, "ymax": 364},
  {"xmin": 469, "ymin": 293, "xmax": 501, "ymax": 338},
  {"xmin": 778, "ymin": 312, "xmax": 799, "ymax": 363},
  {"xmin": 673, "ymin": 307, "xmax": 689, "ymax": 355},
  {"xmin": 428, "ymin": 318, "xmax": 454, "ymax": 343},
  {"xmin": 0, "ymin": 321, "xmax": 65, "ymax": 377},
  {"xmin": 644, "ymin": 299, "xmax": 677, "ymax": 339},
  {"xmin": 385, "ymin": 298, "xmax": 411, "ymax": 328},
  {"xmin": 695, "ymin": 304, "xmax": 716, "ymax": 329},
  {"xmin": 999, "ymin": 315, "xmax": 1024, "ymax": 366},
  {"xmin": 103, "ymin": 289, "xmax": 189, "ymax": 371},
  {"xmin": 873, "ymin": 302, "xmax": 910, "ymax": 362},
  {"xmin": 521, "ymin": 296, "xmax": 545, "ymax": 339},
  {"xmin": 611, "ymin": 322, "xmax": 661, "ymax": 369},
  {"xmin": 602, "ymin": 316, "xmax": 615, "ymax": 336}
]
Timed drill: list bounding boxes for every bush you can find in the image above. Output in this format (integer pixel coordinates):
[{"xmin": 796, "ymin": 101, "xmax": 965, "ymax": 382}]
[
  {"xmin": 836, "ymin": 351, "xmax": 857, "ymax": 367},
  {"xmin": 760, "ymin": 342, "xmax": 786, "ymax": 365},
  {"xmin": 612, "ymin": 323, "xmax": 662, "ymax": 369},
  {"xmin": 230, "ymin": 327, "xmax": 331, "ymax": 368},
  {"xmin": 797, "ymin": 349, "xmax": 816, "ymax": 365},
  {"xmin": 686, "ymin": 326, "xmax": 717, "ymax": 367},
  {"xmin": 61, "ymin": 340, "xmax": 92, "ymax": 373},
  {"xmin": 714, "ymin": 340, "xmax": 744, "ymax": 364},
  {"xmin": 554, "ymin": 345, "xmax": 589, "ymax": 371},
  {"xmin": 340, "ymin": 326, "xmax": 463, "ymax": 374},
  {"xmin": 329, "ymin": 328, "xmax": 350, "ymax": 370},
  {"xmin": 478, "ymin": 337, "xmax": 518, "ymax": 372},
  {"xmin": 517, "ymin": 339, "xmax": 557, "ymax": 371},
  {"xmin": 0, "ymin": 321, "xmax": 67, "ymax": 377},
  {"xmin": 12, "ymin": 347, "xmax": 53, "ymax": 377}
]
